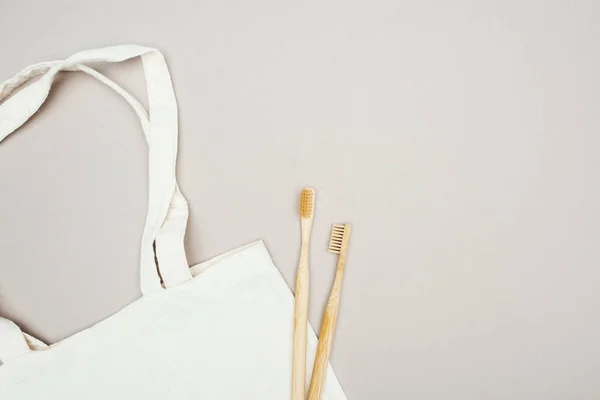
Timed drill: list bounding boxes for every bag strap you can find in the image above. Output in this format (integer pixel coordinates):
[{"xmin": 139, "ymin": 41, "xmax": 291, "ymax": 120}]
[
  {"xmin": 0, "ymin": 45, "xmax": 192, "ymax": 296},
  {"xmin": 0, "ymin": 317, "xmax": 49, "ymax": 364},
  {"xmin": 0, "ymin": 318, "xmax": 33, "ymax": 364}
]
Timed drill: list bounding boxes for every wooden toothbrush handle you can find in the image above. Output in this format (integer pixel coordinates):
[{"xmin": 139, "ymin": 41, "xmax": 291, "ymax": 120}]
[
  {"xmin": 292, "ymin": 242, "xmax": 310, "ymax": 400},
  {"xmin": 307, "ymin": 257, "xmax": 346, "ymax": 400}
]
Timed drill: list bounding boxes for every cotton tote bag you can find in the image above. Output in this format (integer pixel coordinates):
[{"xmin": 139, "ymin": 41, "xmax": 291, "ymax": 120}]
[{"xmin": 0, "ymin": 45, "xmax": 347, "ymax": 400}]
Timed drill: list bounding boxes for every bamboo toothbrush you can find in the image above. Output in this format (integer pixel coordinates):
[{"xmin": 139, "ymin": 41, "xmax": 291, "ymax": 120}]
[
  {"xmin": 292, "ymin": 187, "xmax": 315, "ymax": 400},
  {"xmin": 307, "ymin": 223, "xmax": 352, "ymax": 400}
]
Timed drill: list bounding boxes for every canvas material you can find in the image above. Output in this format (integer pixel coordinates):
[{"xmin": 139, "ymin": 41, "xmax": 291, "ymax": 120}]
[{"xmin": 0, "ymin": 46, "xmax": 347, "ymax": 399}]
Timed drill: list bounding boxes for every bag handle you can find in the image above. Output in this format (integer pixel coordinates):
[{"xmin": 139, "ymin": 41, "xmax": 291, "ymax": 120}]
[
  {"xmin": 0, "ymin": 318, "xmax": 49, "ymax": 364},
  {"xmin": 0, "ymin": 45, "xmax": 192, "ymax": 296},
  {"xmin": 0, "ymin": 318, "xmax": 32, "ymax": 363}
]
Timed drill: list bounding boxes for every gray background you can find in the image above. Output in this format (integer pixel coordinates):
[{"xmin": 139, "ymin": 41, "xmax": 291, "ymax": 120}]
[{"xmin": 1, "ymin": 1, "xmax": 599, "ymax": 398}]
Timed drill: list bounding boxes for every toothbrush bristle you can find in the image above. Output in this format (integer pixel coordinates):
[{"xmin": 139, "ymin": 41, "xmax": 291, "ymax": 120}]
[
  {"xmin": 328, "ymin": 224, "xmax": 347, "ymax": 254},
  {"xmin": 299, "ymin": 188, "xmax": 315, "ymax": 218}
]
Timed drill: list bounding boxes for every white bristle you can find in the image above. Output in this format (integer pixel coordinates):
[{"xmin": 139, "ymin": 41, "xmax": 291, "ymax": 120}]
[{"xmin": 328, "ymin": 224, "xmax": 347, "ymax": 254}]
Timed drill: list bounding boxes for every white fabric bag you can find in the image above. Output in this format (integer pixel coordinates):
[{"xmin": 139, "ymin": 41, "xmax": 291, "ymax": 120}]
[{"xmin": 0, "ymin": 45, "xmax": 347, "ymax": 400}]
